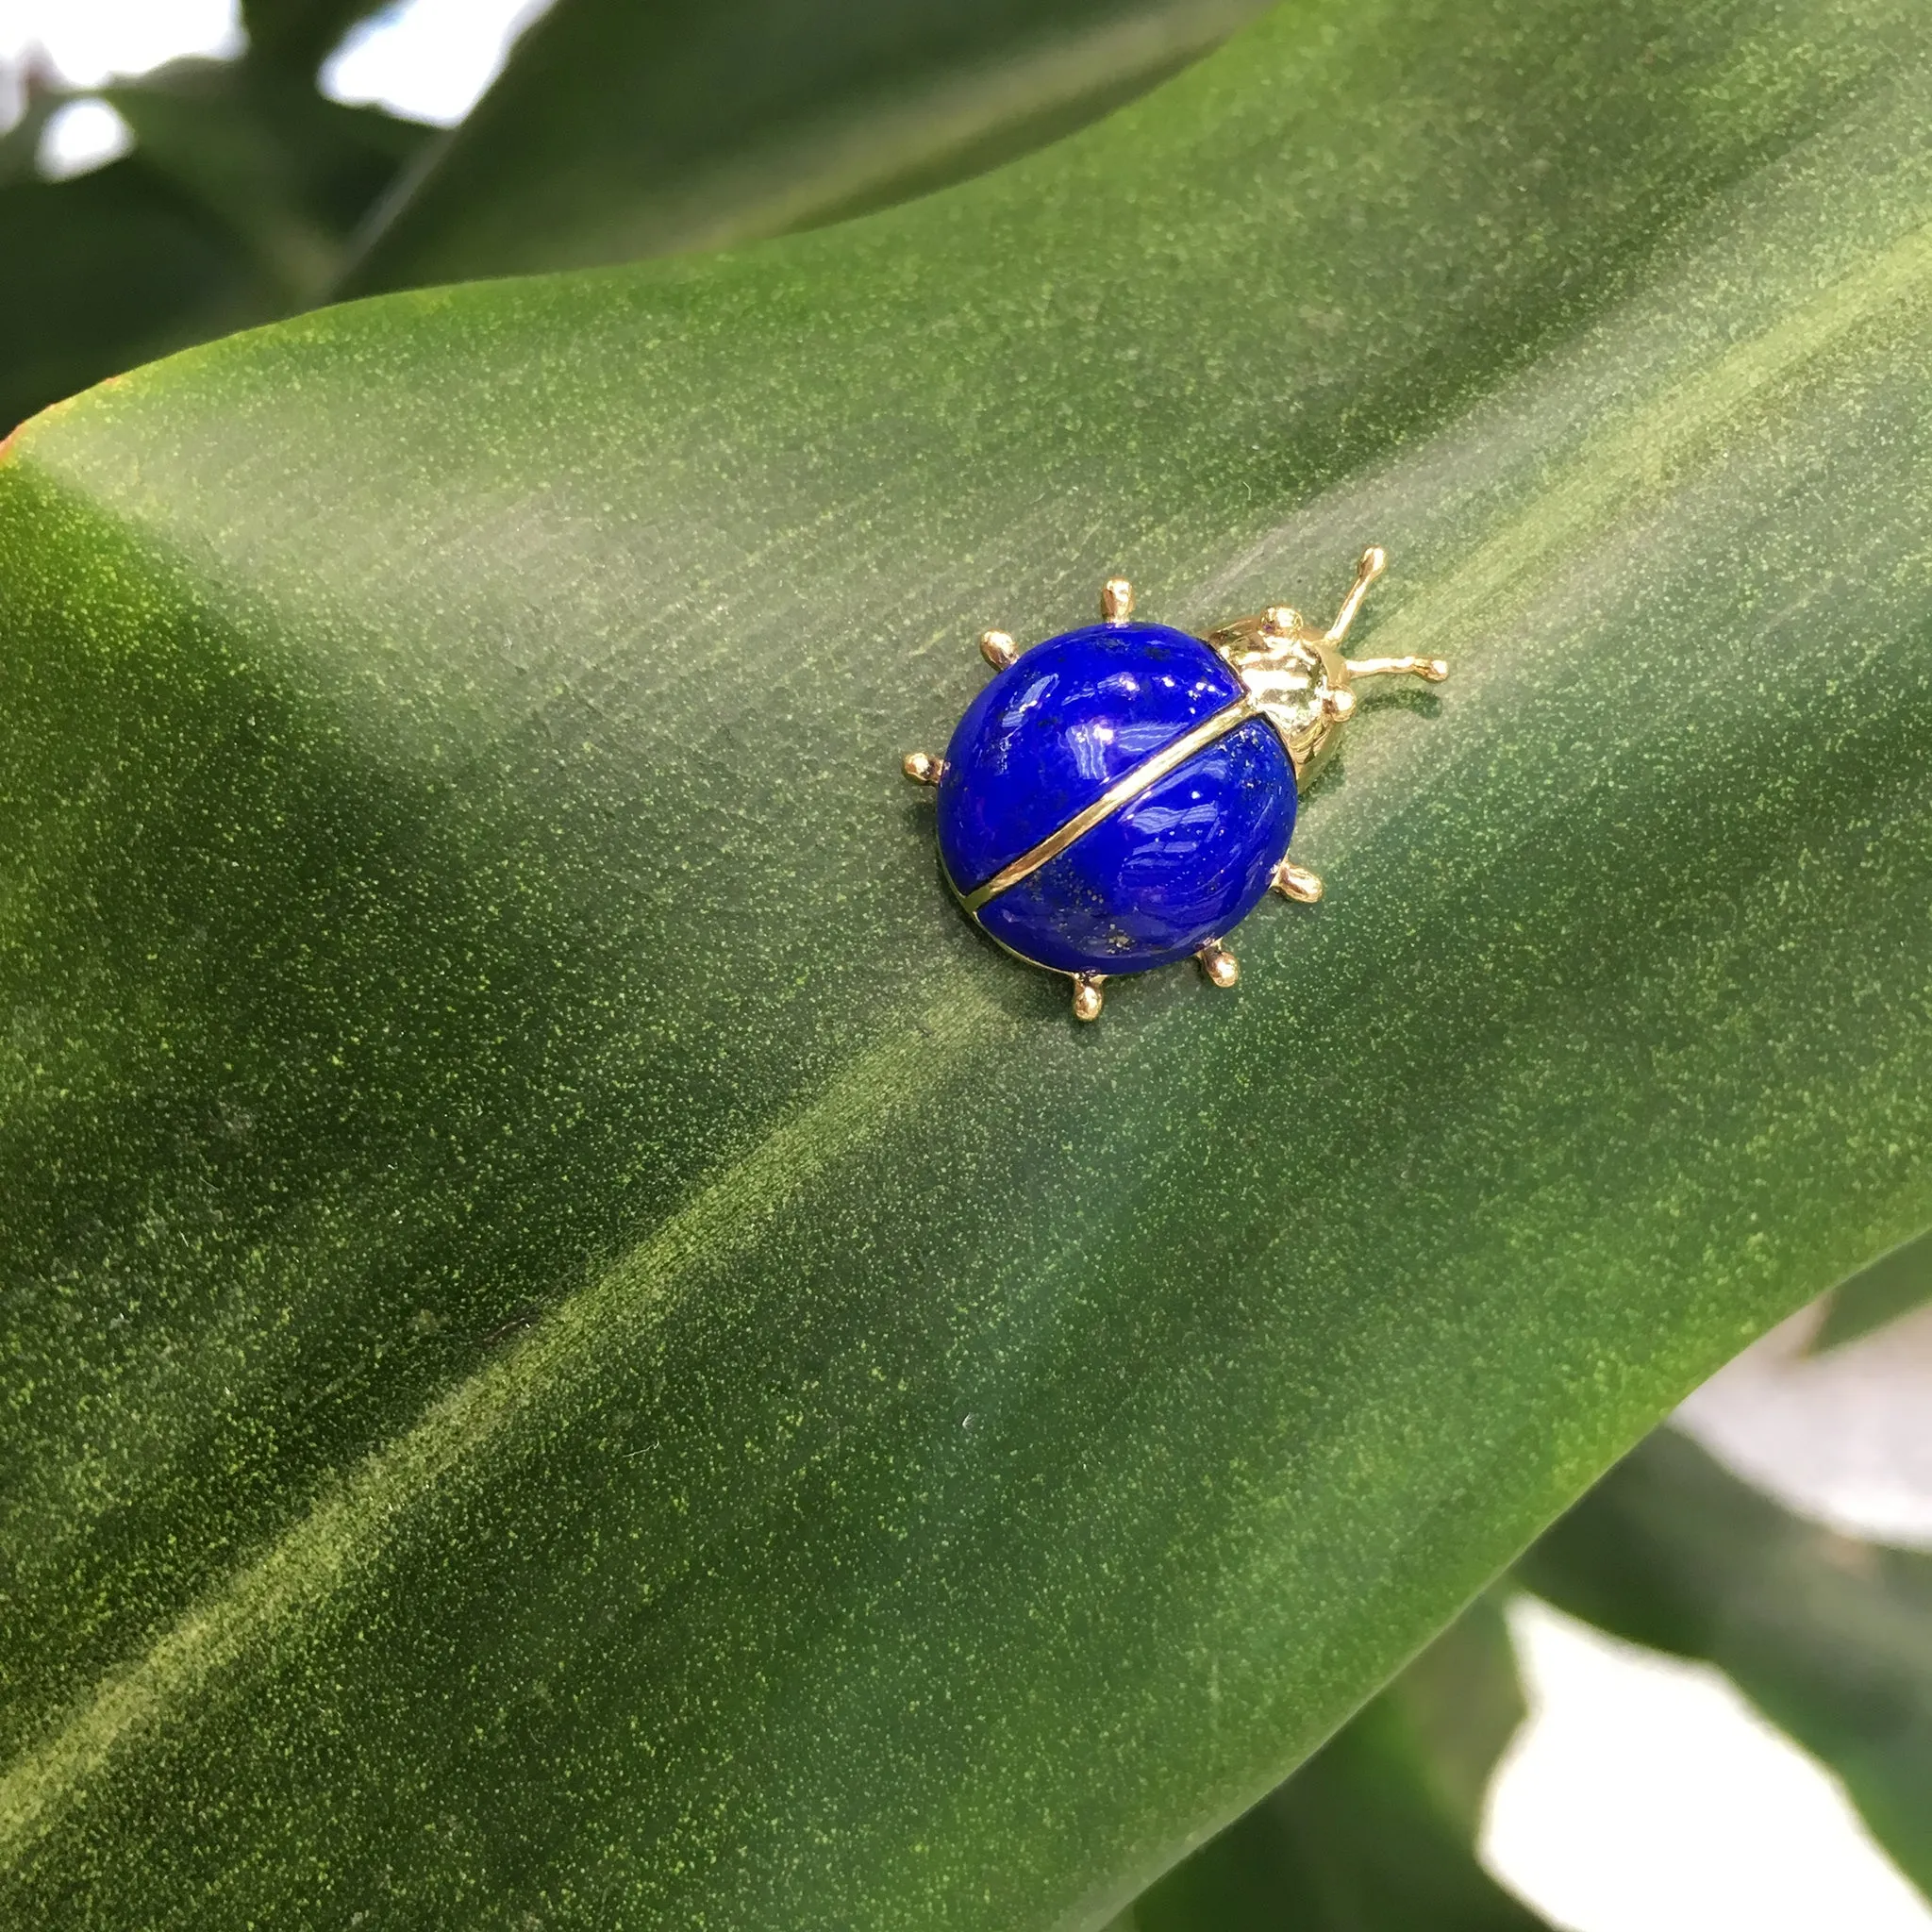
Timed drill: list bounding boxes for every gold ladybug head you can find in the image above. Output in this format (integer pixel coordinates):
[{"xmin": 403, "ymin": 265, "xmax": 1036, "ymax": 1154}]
[{"xmin": 1207, "ymin": 547, "xmax": 1445, "ymax": 778}]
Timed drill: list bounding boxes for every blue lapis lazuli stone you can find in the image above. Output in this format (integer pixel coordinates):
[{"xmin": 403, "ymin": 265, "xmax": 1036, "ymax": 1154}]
[{"xmin": 935, "ymin": 620, "xmax": 1297, "ymax": 975}]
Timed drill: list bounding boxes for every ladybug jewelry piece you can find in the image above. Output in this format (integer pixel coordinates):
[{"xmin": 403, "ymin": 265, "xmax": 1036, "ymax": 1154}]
[{"xmin": 902, "ymin": 547, "xmax": 1446, "ymax": 1020}]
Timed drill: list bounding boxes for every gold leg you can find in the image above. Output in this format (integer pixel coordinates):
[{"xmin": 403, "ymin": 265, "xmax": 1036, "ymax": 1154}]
[
  {"xmin": 979, "ymin": 629, "xmax": 1019, "ymax": 670},
  {"xmin": 1072, "ymin": 974, "xmax": 1106, "ymax": 1021},
  {"xmin": 1100, "ymin": 578, "xmax": 1135, "ymax": 622},
  {"xmin": 902, "ymin": 751, "xmax": 945, "ymax": 784},
  {"xmin": 1197, "ymin": 941, "xmax": 1239, "ymax": 988},
  {"xmin": 1272, "ymin": 859, "xmax": 1324, "ymax": 903},
  {"xmin": 1345, "ymin": 654, "xmax": 1449, "ymax": 683},
  {"xmin": 1323, "ymin": 545, "xmax": 1388, "ymax": 644}
]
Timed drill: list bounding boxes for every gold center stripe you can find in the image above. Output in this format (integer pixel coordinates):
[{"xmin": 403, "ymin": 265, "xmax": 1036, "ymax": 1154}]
[{"xmin": 960, "ymin": 693, "xmax": 1262, "ymax": 913}]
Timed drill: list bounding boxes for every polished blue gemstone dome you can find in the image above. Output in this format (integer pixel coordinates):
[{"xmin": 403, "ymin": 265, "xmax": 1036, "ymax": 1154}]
[{"xmin": 935, "ymin": 621, "xmax": 1296, "ymax": 974}]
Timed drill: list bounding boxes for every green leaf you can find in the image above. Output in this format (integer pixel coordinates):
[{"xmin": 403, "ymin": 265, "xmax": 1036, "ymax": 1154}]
[
  {"xmin": 5, "ymin": 0, "xmax": 1932, "ymax": 1923},
  {"xmin": 1811, "ymin": 1225, "xmax": 1932, "ymax": 1353},
  {"xmin": 340, "ymin": 0, "xmax": 1279, "ymax": 291},
  {"xmin": 1123, "ymin": 1597, "xmax": 1552, "ymax": 1929},
  {"xmin": 1520, "ymin": 1429, "xmax": 1932, "ymax": 1899}
]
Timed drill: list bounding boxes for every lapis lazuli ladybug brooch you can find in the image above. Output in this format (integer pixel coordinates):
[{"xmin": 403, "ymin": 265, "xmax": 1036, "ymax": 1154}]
[{"xmin": 902, "ymin": 547, "xmax": 1446, "ymax": 1020}]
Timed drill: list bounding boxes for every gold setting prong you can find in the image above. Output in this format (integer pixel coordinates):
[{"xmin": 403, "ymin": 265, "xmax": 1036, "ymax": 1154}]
[
  {"xmin": 1072, "ymin": 974, "xmax": 1106, "ymax": 1022},
  {"xmin": 1324, "ymin": 546, "xmax": 1388, "ymax": 645},
  {"xmin": 979, "ymin": 629, "xmax": 1019, "ymax": 670},
  {"xmin": 902, "ymin": 751, "xmax": 945, "ymax": 785},
  {"xmin": 1272, "ymin": 859, "xmax": 1324, "ymax": 903},
  {"xmin": 1100, "ymin": 578, "xmax": 1135, "ymax": 622},
  {"xmin": 1323, "ymin": 687, "xmax": 1357, "ymax": 721},
  {"xmin": 1346, "ymin": 655, "xmax": 1449, "ymax": 683},
  {"xmin": 1197, "ymin": 941, "xmax": 1239, "ymax": 989}
]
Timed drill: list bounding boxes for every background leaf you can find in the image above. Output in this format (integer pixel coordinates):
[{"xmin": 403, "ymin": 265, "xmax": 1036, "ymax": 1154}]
[
  {"xmin": 1520, "ymin": 1429, "xmax": 1932, "ymax": 1900},
  {"xmin": 5, "ymin": 0, "xmax": 1932, "ymax": 1924},
  {"xmin": 103, "ymin": 59, "xmax": 429, "ymax": 302},
  {"xmin": 0, "ymin": 146, "xmax": 266, "ymax": 443},
  {"xmin": 340, "ymin": 0, "xmax": 1281, "ymax": 291},
  {"xmin": 0, "ymin": 46, "xmax": 428, "ymax": 435}
]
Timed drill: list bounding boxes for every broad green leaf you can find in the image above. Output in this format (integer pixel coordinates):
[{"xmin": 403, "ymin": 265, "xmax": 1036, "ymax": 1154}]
[
  {"xmin": 341, "ymin": 0, "xmax": 1277, "ymax": 291},
  {"xmin": 1122, "ymin": 1597, "xmax": 1551, "ymax": 1929},
  {"xmin": 1811, "ymin": 1226, "xmax": 1932, "ymax": 1353},
  {"xmin": 1520, "ymin": 1430, "xmax": 1932, "ymax": 1898},
  {"xmin": 6, "ymin": 0, "xmax": 1932, "ymax": 1923}
]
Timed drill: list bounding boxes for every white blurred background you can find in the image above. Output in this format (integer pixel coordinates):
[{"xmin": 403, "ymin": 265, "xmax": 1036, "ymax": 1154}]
[
  {"xmin": 1487, "ymin": 1303, "xmax": 1932, "ymax": 1932},
  {"xmin": 4, "ymin": 5, "xmax": 1929, "ymax": 1926},
  {"xmin": 0, "ymin": 0, "xmax": 548, "ymax": 175}
]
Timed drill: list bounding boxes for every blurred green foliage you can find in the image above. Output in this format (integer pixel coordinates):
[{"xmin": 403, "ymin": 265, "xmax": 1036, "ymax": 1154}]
[
  {"xmin": 1, "ymin": 0, "xmax": 1269, "ymax": 433},
  {"xmin": 0, "ymin": 0, "xmax": 424, "ymax": 433}
]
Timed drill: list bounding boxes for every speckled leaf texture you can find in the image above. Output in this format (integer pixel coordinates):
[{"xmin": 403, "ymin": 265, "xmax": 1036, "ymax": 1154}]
[{"xmin": 4, "ymin": 0, "xmax": 1932, "ymax": 1924}]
